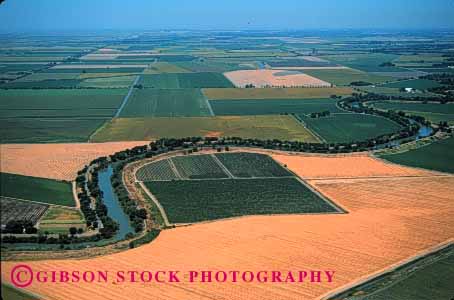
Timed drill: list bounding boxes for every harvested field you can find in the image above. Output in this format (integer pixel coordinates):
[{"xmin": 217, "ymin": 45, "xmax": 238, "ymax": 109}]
[
  {"xmin": 271, "ymin": 153, "xmax": 436, "ymax": 179},
  {"xmin": 224, "ymin": 69, "xmax": 332, "ymax": 88},
  {"xmin": 203, "ymin": 87, "xmax": 353, "ymax": 99},
  {"xmin": 0, "ymin": 141, "xmax": 149, "ymax": 181},
  {"xmin": 90, "ymin": 116, "xmax": 320, "ymax": 142},
  {"xmin": 2, "ymin": 174, "xmax": 453, "ymax": 300}
]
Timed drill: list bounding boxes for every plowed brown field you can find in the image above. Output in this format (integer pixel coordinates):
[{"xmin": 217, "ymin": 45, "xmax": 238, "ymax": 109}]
[
  {"xmin": 224, "ymin": 69, "xmax": 331, "ymax": 88},
  {"xmin": 2, "ymin": 154, "xmax": 453, "ymax": 299},
  {"xmin": 0, "ymin": 142, "xmax": 148, "ymax": 180}
]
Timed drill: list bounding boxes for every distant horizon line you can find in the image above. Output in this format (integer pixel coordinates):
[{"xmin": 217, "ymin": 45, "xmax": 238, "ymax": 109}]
[{"xmin": 1, "ymin": 27, "xmax": 454, "ymax": 35}]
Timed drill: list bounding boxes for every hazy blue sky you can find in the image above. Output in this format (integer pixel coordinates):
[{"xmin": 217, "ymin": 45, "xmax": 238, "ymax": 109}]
[{"xmin": 1, "ymin": 0, "xmax": 454, "ymax": 32}]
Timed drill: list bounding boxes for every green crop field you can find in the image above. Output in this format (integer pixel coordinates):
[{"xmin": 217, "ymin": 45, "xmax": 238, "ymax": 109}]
[
  {"xmin": 381, "ymin": 79, "xmax": 442, "ymax": 90},
  {"xmin": 300, "ymin": 113, "xmax": 402, "ymax": 143},
  {"xmin": 302, "ymin": 69, "xmax": 393, "ymax": 86},
  {"xmin": 379, "ymin": 136, "xmax": 454, "ymax": 174},
  {"xmin": 210, "ymin": 98, "xmax": 343, "ymax": 116},
  {"xmin": 1, "ymin": 284, "xmax": 40, "ymax": 300},
  {"xmin": 0, "ymin": 173, "xmax": 75, "ymax": 206},
  {"xmin": 0, "ymin": 118, "xmax": 107, "ymax": 143},
  {"xmin": 119, "ymin": 88, "xmax": 212, "ymax": 117},
  {"xmin": 215, "ymin": 152, "xmax": 292, "ymax": 178},
  {"xmin": 171, "ymin": 155, "xmax": 229, "ymax": 179},
  {"xmin": 136, "ymin": 159, "xmax": 180, "ymax": 181},
  {"xmin": 143, "ymin": 62, "xmax": 191, "ymax": 74},
  {"xmin": 140, "ymin": 72, "xmax": 234, "ymax": 88},
  {"xmin": 332, "ymin": 246, "xmax": 454, "ymax": 300},
  {"xmin": 15, "ymin": 72, "xmax": 81, "ymax": 81},
  {"xmin": 79, "ymin": 75, "xmax": 136, "ymax": 88},
  {"xmin": 41, "ymin": 67, "xmax": 145, "ymax": 73},
  {"xmin": 370, "ymin": 101, "xmax": 454, "ymax": 125},
  {"xmin": 324, "ymin": 53, "xmax": 404, "ymax": 72},
  {"xmin": 0, "ymin": 79, "xmax": 83, "ymax": 89},
  {"xmin": 0, "ymin": 89, "xmax": 126, "ymax": 118},
  {"xmin": 371, "ymin": 101, "xmax": 454, "ymax": 114},
  {"xmin": 144, "ymin": 178, "xmax": 337, "ymax": 223},
  {"xmin": 90, "ymin": 116, "xmax": 320, "ymax": 142},
  {"xmin": 174, "ymin": 60, "xmax": 251, "ymax": 73},
  {"xmin": 203, "ymin": 87, "xmax": 353, "ymax": 99}
]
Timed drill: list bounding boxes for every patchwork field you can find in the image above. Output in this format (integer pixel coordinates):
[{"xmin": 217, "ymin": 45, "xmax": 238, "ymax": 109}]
[
  {"xmin": 299, "ymin": 113, "xmax": 402, "ymax": 143},
  {"xmin": 203, "ymin": 87, "xmax": 353, "ymax": 99},
  {"xmin": 210, "ymin": 98, "xmax": 342, "ymax": 116},
  {"xmin": 0, "ymin": 141, "xmax": 149, "ymax": 180},
  {"xmin": 0, "ymin": 172, "xmax": 74, "ymax": 206},
  {"xmin": 140, "ymin": 72, "xmax": 233, "ymax": 88},
  {"xmin": 120, "ymin": 88, "xmax": 212, "ymax": 117},
  {"xmin": 379, "ymin": 136, "xmax": 454, "ymax": 174},
  {"xmin": 3, "ymin": 173, "xmax": 453, "ymax": 300},
  {"xmin": 90, "ymin": 116, "xmax": 320, "ymax": 142},
  {"xmin": 224, "ymin": 69, "xmax": 332, "ymax": 88},
  {"xmin": 39, "ymin": 206, "xmax": 86, "ymax": 233}
]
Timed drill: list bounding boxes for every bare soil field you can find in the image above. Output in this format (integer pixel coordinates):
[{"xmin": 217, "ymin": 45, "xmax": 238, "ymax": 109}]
[
  {"xmin": 0, "ymin": 142, "xmax": 148, "ymax": 181},
  {"xmin": 1, "ymin": 151, "xmax": 453, "ymax": 300},
  {"xmin": 224, "ymin": 69, "xmax": 332, "ymax": 88},
  {"xmin": 272, "ymin": 153, "xmax": 438, "ymax": 179}
]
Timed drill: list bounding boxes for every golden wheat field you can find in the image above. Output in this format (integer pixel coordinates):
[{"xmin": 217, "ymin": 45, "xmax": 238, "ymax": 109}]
[
  {"xmin": 0, "ymin": 142, "xmax": 149, "ymax": 180},
  {"xmin": 1, "ymin": 152, "xmax": 453, "ymax": 300}
]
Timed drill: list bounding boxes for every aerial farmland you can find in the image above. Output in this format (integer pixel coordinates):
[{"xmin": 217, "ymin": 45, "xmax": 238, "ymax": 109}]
[{"xmin": 1, "ymin": 1, "xmax": 454, "ymax": 300}]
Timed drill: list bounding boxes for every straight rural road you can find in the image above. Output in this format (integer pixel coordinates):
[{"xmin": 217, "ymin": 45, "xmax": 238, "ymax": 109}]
[
  {"xmin": 138, "ymin": 181, "xmax": 171, "ymax": 227},
  {"xmin": 114, "ymin": 75, "xmax": 140, "ymax": 118}
]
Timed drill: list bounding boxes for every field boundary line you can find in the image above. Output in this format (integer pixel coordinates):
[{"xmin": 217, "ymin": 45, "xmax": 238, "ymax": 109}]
[
  {"xmin": 71, "ymin": 181, "xmax": 81, "ymax": 209},
  {"xmin": 318, "ymin": 239, "xmax": 454, "ymax": 300},
  {"xmin": 168, "ymin": 158, "xmax": 183, "ymax": 179},
  {"xmin": 292, "ymin": 114, "xmax": 326, "ymax": 143},
  {"xmin": 138, "ymin": 181, "xmax": 171, "ymax": 227},
  {"xmin": 372, "ymin": 152, "xmax": 454, "ymax": 176},
  {"xmin": 294, "ymin": 176, "xmax": 347, "ymax": 213},
  {"xmin": 201, "ymin": 91, "xmax": 215, "ymax": 116},
  {"xmin": 210, "ymin": 154, "xmax": 234, "ymax": 178},
  {"xmin": 0, "ymin": 196, "xmax": 78, "ymax": 210},
  {"xmin": 171, "ymin": 209, "xmax": 346, "ymax": 228},
  {"xmin": 114, "ymin": 74, "xmax": 141, "ymax": 118}
]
